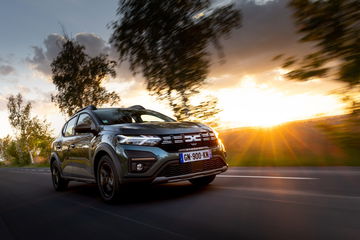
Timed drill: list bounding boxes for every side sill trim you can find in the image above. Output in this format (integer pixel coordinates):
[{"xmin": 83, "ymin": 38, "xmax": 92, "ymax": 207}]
[{"xmin": 63, "ymin": 176, "xmax": 96, "ymax": 184}]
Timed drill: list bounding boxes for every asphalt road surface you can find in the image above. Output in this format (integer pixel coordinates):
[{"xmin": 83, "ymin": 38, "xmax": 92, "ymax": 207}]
[{"xmin": 0, "ymin": 167, "xmax": 360, "ymax": 240}]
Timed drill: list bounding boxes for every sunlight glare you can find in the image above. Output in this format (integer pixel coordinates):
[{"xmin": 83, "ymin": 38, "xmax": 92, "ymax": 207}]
[{"xmin": 206, "ymin": 77, "xmax": 346, "ymax": 129}]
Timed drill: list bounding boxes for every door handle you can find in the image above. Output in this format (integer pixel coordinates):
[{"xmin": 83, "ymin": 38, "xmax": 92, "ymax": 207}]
[{"xmin": 69, "ymin": 144, "xmax": 76, "ymax": 149}]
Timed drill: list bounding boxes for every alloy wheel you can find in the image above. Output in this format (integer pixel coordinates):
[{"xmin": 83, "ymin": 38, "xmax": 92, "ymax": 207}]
[{"xmin": 99, "ymin": 162, "xmax": 115, "ymax": 198}]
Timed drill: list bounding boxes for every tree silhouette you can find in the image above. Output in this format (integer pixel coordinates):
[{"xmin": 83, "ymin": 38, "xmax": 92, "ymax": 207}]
[
  {"xmin": 281, "ymin": 0, "xmax": 360, "ymax": 86},
  {"xmin": 170, "ymin": 95, "xmax": 221, "ymax": 128},
  {"xmin": 51, "ymin": 38, "xmax": 120, "ymax": 116},
  {"xmin": 110, "ymin": 0, "xmax": 241, "ymax": 120},
  {"xmin": 282, "ymin": 0, "xmax": 360, "ymax": 156}
]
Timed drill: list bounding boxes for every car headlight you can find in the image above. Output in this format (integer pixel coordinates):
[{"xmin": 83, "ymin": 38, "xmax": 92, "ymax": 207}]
[
  {"xmin": 210, "ymin": 128, "xmax": 226, "ymax": 152},
  {"xmin": 117, "ymin": 135, "xmax": 161, "ymax": 146},
  {"xmin": 218, "ymin": 137, "xmax": 226, "ymax": 152}
]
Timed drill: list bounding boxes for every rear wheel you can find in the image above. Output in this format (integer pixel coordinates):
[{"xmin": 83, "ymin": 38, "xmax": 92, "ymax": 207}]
[
  {"xmin": 51, "ymin": 163, "xmax": 69, "ymax": 191},
  {"xmin": 97, "ymin": 155, "xmax": 121, "ymax": 202},
  {"xmin": 189, "ymin": 175, "xmax": 216, "ymax": 186}
]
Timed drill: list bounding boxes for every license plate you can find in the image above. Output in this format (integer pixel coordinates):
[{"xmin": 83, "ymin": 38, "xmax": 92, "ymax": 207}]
[{"xmin": 179, "ymin": 149, "xmax": 212, "ymax": 163}]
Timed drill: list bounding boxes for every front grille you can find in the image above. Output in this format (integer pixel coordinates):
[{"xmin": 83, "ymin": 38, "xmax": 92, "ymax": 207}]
[
  {"xmin": 158, "ymin": 157, "xmax": 226, "ymax": 178},
  {"xmin": 159, "ymin": 131, "xmax": 218, "ymax": 152}
]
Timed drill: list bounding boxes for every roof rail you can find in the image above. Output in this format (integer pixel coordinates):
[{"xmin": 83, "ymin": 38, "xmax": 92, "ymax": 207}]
[
  {"xmin": 75, "ymin": 105, "xmax": 97, "ymax": 114},
  {"xmin": 128, "ymin": 105, "xmax": 145, "ymax": 110}
]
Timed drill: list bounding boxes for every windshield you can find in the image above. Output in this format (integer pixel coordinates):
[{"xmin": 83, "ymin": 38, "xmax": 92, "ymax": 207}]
[{"xmin": 93, "ymin": 109, "xmax": 175, "ymax": 125}]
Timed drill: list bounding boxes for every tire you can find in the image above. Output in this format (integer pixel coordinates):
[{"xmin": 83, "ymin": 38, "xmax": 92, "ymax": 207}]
[
  {"xmin": 189, "ymin": 175, "xmax": 216, "ymax": 186},
  {"xmin": 51, "ymin": 163, "xmax": 69, "ymax": 191},
  {"xmin": 97, "ymin": 155, "xmax": 121, "ymax": 202}
]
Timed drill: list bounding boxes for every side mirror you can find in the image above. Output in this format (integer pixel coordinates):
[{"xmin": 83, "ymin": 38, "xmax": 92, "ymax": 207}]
[{"xmin": 74, "ymin": 124, "xmax": 98, "ymax": 134}]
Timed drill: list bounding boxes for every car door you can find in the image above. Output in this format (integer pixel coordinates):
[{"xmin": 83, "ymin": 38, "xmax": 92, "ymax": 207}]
[
  {"xmin": 69, "ymin": 113, "xmax": 96, "ymax": 179},
  {"xmin": 53, "ymin": 123, "xmax": 67, "ymax": 170},
  {"xmin": 61, "ymin": 116, "xmax": 78, "ymax": 176}
]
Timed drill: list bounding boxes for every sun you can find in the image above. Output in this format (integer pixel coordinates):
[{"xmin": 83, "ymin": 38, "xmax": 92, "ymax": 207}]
[{"xmin": 203, "ymin": 77, "xmax": 346, "ymax": 129}]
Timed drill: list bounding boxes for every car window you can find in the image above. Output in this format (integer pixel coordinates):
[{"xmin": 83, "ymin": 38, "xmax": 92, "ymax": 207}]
[
  {"xmin": 93, "ymin": 109, "xmax": 174, "ymax": 125},
  {"xmin": 140, "ymin": 114, "xmax": 166, "ymax": 122},
  {"xmin": 62, "ymin": 122, "xmax": 68, "ymax": 136},
  {"xmin": 64, "ymin": 117, "xmax": 77, "ymax": 137},
  {"xmin": 77, "ymin": 113, "xmax": 95, "ymax": 128}
]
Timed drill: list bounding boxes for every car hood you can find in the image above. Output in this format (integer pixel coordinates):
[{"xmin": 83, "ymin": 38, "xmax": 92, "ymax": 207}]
[{"xmin": 101, "ymin": 122, "xmax": 212, "ymax": 135}]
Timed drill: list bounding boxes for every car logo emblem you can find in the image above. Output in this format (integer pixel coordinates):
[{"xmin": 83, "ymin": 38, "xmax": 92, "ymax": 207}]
[{"xmin": 184, "ymin": 134, "xmax": 201, "ymax": 143}]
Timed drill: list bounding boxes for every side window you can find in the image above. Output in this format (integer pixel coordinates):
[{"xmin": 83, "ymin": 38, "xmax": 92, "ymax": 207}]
[
  {"xmin": 77, "ymin": 114, "xmax": 95, "ymax": 128},
  {"xmin": 64, "ymin": 117, "xmax": 77, "ymax": 137},
  {"xmin": 62, "ymin": 122, "xmax": 68, "ymax": 136}
]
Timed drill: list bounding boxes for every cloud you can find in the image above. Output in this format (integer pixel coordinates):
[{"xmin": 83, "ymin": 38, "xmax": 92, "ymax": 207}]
[
  {"xmin": 26, "ymin": 34, "xmax": 65, "ymax": 75},
  {"xmin": 0, "ymin": 65, "xmax": 15, "ymax": 75},
  {"xmin": 0, "ymin": 57, "xmax": 16, "ymax": 76},
  {"xmin": 207, "ymin": 0, "xmax": 313, "ymax": 88},
  {"xmin": 0, "ymin": 95, "xmax": 7, "ymax": 111},
  {"xmin": 75, "ymin": 33, "xmax": 110, "ymax": 57},
  {"xmin": 27, "ymin": 32, "xmax": 113, "ymax": 76}
]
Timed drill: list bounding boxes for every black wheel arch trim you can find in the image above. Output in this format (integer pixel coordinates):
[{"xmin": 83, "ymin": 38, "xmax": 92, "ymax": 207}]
[
  {"xmin": 93, "ymin": 143, "xmax": 123, "ymax": 183},
  {"xmin": 49, "ymin": 152, "xmax": 60, "ymax": 168},
  {"xmin": 49, "ymin": 152, "xmax": 65, "ymax": 177}
]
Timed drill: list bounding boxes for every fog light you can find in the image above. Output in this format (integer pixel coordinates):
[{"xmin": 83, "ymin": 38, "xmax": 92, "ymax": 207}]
[{"xmin": 136, "ymin": 163, "xmax": 144, "ymax": 171}]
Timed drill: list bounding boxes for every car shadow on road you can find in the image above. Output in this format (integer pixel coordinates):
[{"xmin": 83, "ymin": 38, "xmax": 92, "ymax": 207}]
[{"xmin": 65, "ymin": 182, "xmax": 211, "ymax": 205}]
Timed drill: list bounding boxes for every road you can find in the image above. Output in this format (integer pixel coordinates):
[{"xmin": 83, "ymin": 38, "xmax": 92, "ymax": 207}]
[{"xmin": 0, "ymin": 167, "xmax": 360, "ymax": 240}]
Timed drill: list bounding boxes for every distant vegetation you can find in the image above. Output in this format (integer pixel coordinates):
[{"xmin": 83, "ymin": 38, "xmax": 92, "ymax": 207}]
[
  {"xmin": 0, "ymin": 94, "xmax": 53, "ymax": 166},
  {"xmin": 221, "ymin": 115, "xmax": 360, "ymax": 166}
]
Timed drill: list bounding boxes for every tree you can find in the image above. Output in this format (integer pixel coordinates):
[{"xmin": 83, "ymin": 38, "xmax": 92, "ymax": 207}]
[
  {"xmin": 7, "ymin": 94, "xmax": 31, "ymax": 137},
  {"xmin": 51, "ymin": 39, "xmax": 120, "ymax": 116},
  {"xmin": 110, "ymin": 0, "xmax": 241, "ymax": 120},
  {"xmin": 279, "ymin": 0, "xmax": 360, "ymax": 86},
  {"xmin": 0, "ymin": 136, "xmax": 13, "ymax": 163},
  {"xmin": 280, "ymin": 0, "xmax": 360, "ymax": 157},
  {"xmin": 7, "ymin": 94, "xmax": 53, "ymax": 165},
  {"xmin": 171, "ymin": 95, "xmax": 221, "ymax": 128}
]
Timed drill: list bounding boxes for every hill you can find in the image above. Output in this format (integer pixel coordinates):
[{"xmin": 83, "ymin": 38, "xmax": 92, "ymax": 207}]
[{"xmin": 219, "ymin": 115, "xmax": 359, "ymax": 166}]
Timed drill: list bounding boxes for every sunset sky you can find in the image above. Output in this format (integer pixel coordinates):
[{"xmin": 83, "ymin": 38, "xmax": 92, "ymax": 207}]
[{"xmin": 0, "ymin": 0, "xmax": 348, "ymax": 137}]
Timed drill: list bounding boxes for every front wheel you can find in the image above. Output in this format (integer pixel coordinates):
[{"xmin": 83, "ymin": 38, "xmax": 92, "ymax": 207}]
[
  {"xmin": 189, "ymin": 175, "xmax": 216, "ymax": 186},
  {"xmin": 51, "ymin": 164, "xmax": 69, "ymax": 191},
  {"xmin": 97, "ymin": 155, "xmax": 121, "ymax": 202}
]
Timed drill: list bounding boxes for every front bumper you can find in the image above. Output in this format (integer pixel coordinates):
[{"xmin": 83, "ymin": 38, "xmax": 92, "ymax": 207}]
[
  {"xmin": 152, "ymin": 165, "xmax": 227, "ymax": 184},
  {"xmin": 115, "ymin": 144, "xmax": 227, "ymax": 184}
]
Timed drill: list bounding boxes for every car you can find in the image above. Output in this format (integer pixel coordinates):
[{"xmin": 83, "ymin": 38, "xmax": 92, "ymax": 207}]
[{"xmin": 50, "ymin": 105, "xmax": 227, "ymax": 201}]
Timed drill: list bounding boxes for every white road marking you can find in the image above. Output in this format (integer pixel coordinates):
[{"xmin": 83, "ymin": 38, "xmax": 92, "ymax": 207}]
[
  {"xmin": 5, "ymin": 168, "xmax": 318, "ymax": 179},
  {"xmin": 218, "ymin": 175, "xmax": 318, "ymax": 180}
]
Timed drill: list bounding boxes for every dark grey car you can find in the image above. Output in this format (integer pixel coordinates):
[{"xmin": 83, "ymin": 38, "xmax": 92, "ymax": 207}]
[{"xmin": 50, "ymin": 105, "xmax": 227, "ymax": 201}]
